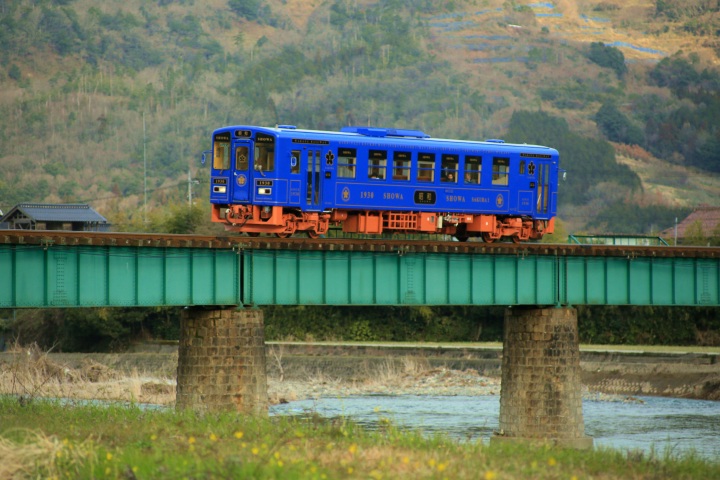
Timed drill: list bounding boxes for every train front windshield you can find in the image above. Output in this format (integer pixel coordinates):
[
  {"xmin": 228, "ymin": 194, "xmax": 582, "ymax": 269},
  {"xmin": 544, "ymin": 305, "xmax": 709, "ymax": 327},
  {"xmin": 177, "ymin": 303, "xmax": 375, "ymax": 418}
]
[{"xmin": 213, "ymin": 138, "xmax": 230, "ymax": 170}]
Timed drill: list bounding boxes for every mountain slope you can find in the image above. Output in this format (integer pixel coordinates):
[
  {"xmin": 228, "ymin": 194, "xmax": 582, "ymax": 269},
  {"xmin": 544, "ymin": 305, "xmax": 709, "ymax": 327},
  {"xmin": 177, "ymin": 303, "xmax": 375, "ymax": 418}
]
[{"xmin": 0, "ymin": 0, "xmax": 718, "ymax": 235}]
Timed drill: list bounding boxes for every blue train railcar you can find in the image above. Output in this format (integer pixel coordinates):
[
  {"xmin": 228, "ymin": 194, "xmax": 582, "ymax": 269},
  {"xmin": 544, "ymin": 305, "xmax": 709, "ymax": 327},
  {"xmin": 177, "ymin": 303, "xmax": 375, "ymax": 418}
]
[{"xmin": 206, "ymin": 125, "xmax": 559, "ymax": 242}]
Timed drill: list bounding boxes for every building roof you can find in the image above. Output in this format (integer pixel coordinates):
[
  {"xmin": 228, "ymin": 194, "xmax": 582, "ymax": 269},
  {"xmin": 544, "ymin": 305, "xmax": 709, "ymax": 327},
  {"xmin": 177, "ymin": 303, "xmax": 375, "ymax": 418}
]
[
  {"xmin": 1, "ymin": 203, "xmax": 108, "ymax": 224},
  {"xmin": 659, "ymin": 206, "xmax": 720, "ymax": 239}
]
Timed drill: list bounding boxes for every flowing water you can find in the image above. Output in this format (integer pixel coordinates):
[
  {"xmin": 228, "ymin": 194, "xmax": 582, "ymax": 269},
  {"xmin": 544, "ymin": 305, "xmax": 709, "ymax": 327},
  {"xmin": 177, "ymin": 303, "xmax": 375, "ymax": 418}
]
[{"xmin": 271, "ymin": 395, "xmax": 720, "ymax": 460}]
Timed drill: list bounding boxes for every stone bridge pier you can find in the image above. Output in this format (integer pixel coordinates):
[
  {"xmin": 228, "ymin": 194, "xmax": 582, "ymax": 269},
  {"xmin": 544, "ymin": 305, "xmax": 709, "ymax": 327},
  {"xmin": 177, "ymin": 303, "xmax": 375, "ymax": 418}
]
[
  {"xmin": 176, "ymin": 308, "xmax": 268, "ymax": 414},
  {"xmin": 494, "ymin": 306, "xmax": 593, "ymax": 449}
]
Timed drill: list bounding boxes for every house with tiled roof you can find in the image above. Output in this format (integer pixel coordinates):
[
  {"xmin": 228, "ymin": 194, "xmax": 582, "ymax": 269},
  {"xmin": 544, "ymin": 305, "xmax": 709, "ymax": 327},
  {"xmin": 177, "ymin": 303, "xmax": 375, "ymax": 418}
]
[
  {"xmin": 659, "ymin": 206, "xmax": 720, "ymax": 245},
  {"xmin": 0, "ymin": 203, "xmax": 110, "ymax": 231}
]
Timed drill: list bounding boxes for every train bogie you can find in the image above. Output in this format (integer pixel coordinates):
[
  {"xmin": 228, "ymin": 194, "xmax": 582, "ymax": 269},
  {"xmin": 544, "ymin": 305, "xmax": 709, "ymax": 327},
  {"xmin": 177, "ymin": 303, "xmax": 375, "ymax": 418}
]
[{"xmin": 205, "ymin": 125, "xmax": 559, "ymax": 242}]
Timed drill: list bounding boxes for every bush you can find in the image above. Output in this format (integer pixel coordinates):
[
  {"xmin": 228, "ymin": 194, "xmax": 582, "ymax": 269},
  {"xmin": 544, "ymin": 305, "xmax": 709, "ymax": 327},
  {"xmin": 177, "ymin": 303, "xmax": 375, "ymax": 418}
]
[{"xmin": 587, "ymin": 42, "xmax": 627, "ymax": 78}]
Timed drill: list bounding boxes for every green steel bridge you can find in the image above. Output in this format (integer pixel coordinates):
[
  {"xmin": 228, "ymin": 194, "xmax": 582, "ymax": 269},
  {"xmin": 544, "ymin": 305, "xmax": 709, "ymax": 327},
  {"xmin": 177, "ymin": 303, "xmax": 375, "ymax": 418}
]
[{"xmin": 1, "ymin": 231, "xmax": 719, "ymax": 309}]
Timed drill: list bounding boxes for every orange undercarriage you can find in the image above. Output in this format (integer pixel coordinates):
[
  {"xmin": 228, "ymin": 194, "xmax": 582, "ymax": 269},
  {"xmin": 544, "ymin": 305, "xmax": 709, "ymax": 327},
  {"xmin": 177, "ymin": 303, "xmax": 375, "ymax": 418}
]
[{"xmin": 213, "ymin": 205, "xmax": 554, "ymax": 242}]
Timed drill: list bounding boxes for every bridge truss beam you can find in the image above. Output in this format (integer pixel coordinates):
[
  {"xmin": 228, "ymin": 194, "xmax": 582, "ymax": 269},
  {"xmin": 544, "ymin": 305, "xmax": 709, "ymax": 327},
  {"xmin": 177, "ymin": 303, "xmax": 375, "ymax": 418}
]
[{"xmin": 1, "ymin": 243, "xmax": 718, "ymax": 308}]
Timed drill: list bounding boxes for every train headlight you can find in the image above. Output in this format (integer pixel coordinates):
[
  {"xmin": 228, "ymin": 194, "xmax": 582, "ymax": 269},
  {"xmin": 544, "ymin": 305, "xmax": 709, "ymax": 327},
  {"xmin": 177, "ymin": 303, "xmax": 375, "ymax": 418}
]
[
  {"xmin": 258, "ymin": 188, "xmax": 272, "ymax": 195},
  {"xmin": 213, "ymin": 186, "xmax": 227, "ymax": 193}
]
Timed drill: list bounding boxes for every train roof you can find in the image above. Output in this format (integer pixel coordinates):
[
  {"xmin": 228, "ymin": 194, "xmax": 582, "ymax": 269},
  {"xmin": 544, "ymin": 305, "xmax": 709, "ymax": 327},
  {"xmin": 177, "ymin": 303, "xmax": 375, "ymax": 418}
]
[{"xmin": 215, "ymin": 125, "xmax": 558, "ymax": 155}]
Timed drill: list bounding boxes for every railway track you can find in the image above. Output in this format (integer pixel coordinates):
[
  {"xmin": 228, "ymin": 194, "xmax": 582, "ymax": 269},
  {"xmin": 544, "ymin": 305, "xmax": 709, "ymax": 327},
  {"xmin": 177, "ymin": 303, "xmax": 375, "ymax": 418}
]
[{"xmin": 1, "ymin": 229, "xmax": 719, "ymax": 258}]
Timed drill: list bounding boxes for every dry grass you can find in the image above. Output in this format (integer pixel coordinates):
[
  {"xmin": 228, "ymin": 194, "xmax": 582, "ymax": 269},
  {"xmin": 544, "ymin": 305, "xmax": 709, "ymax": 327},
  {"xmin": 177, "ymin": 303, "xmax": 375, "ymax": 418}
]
[
  {"xmin": 0, "ymin": 343, "xmax": 175, "ymax": 406},
  {"xmin": 0, "ymin": 430, "xmax": 96, "ymax": 480}
]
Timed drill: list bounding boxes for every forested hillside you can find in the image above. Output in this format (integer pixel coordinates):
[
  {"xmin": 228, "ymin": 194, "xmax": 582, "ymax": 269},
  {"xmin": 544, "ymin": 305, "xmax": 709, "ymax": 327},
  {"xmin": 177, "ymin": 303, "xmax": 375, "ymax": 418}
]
[{"xmin": 1, "ymin": 0, "xmax": 720, "ymax": 236}]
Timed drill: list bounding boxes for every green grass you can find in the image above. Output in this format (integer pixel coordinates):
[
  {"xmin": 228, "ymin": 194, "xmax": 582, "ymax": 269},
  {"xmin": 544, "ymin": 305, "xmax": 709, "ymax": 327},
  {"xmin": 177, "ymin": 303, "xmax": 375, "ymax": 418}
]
[{"xmin": 0, "ymin": 397, "xmax": 717, "ymax": 479}]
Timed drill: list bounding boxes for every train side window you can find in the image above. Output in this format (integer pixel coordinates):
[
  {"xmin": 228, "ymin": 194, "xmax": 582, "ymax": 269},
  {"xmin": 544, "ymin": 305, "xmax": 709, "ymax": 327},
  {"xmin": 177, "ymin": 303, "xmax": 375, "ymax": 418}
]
[
  {"xmin": 441, "ymin": 153, "xmax": 458, "ymax": 183},
  {"xmin": 417, "ymin": 152, "xmax": 435, "ymax": 182},
  {"xmin": 255, "ymin": 145, "xmax": 275, "ymax": 172},
  {"xmin": 290, "ymin": 150, "xmax": 300, "ymax": 174},
  {"xmin": 393, "ymin": 151, "xmax": 411, "ymax": 181},
  {"xmin": 492, "ymin": 157, "xmax": 509, "ymax": 186},
  {"xmin": 236, "ymin": 146, "xmax": 249, "ymax": 170},
  {"xmin": 464, "ymin": 155, "xmax": 481, "ymax": 184},
  {"xmin": 368, "ymin": 149, "xmax": 387, "ymax": 180},
  {"xmin": 337, "ymin": 147, "xmax": 356, "ymax": 178},
  {"xmin": 254, "ymin": 133, "xmax": 275, "ymax": 172},
  {"xmin": 519, "ymin": 160, "xmax": 526, "ymax": 175},
  {"xmin": 213, "ymin": 141, "xmax": 230, "ymax": 170}
]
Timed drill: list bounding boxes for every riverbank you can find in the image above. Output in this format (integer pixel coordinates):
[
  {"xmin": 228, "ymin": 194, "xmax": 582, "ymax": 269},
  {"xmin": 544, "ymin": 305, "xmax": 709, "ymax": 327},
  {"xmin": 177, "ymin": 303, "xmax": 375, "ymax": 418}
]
[{"xmin": 1, "ymin": 342, "xmax": 718, "ymax": 405}]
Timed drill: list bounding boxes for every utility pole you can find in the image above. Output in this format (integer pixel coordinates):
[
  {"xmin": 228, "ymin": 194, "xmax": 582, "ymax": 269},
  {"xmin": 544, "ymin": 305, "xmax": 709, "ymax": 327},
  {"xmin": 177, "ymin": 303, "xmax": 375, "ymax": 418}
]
[
  {"xmin": 143, "ymin": 112, "xmax": 147, "ymax": 225},
  {"xmin": 187, "ymin": 167, "xmax": 199, "ymax": 208},
  {"xmin": 188, "ymin": 168, "xmax": 192, "ymax": 208}
]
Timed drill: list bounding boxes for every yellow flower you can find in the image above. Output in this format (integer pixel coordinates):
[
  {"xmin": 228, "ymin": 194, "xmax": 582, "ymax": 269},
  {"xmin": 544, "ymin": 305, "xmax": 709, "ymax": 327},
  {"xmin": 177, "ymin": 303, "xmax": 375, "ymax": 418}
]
[
  {"xmin": 428, "ymin": 459, "xmax": 436, "ymax": 467},
  {"xmin": 277, "ymin": 460, "xmax": 284, "ymax": 467},
  {"xmin": 437, "ymin": 462, "xmax": 447, "ymax": 472},
  {"xmin": 105, "ymin": 467, "xmax": 111, "ymax": 475},
  {"xmin": 209, "ymin": 433, "xmax": 218, "ymax": 442},
  {"xmin": 188, "ymin": 436, "xmax": 196, "ymax": 445},
  {"xmin": 106, "ymin": 452, "xmax": 113, "ymax": 461},
  {"xmin": 401, "ymin": 456, "xmax": 410, "ymax": 464},
  {"xmin": 347, "ymin": 467, "xmax": 354, "ymax": 474},
  {"xmin": 484, "ymin": 471, "xmax": 496, "ymax": 480},
  {"xmin": 251, "ymin": 447, "xmax": 259, "ymax": 455},
  {"xmin": 150, "ymin": 434, "xmax": 157, "ymax": 441},
  {"xmin": 348, "ymin": 443, "xmax": 358, "ymax": 454},
  {"xmin": 548, "ymin": 457, "xmax": 557, "ymax": 467},
  {"xmin": 274, "ymin": 452, "xmax": 281, "ymax": 460},
  {"xmin": 234, "ymin": 431, "xmax": 244, "ymax": 439}
]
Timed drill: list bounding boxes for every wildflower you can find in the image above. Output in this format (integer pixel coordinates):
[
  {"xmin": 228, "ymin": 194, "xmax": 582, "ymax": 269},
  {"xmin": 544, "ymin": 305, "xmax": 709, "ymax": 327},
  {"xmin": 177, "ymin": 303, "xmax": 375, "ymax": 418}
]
[
  {"xmin": 234, "ymin": 431, "xmax": 244, "ymax": 439},
  {"xmin": 188, "ymin": 436, "xmax": 196, "ymax": 445},
  {"xmin": 251, "ymin": 447, "xmax": 259, "ymax": 455},
  {"xmin": 348, "ymin": 443, "xmax": 358, "ymax": 455},
  {"xmin": 347, "ymin": 467, "xmax": 354, "ymax": 474},
  {"xmin": 106, "ymin": 452, "xmax": 113, "ymax": 461},
  {"xmin": 484, "ymin": 471, "xmax": 496, "ymax": 480},
  {"xmin": 209, "ymin": 433, "xmax": 218, "ymax": 442},
  {"xmin": 437, "ymin": 462, "xmax": 447, "ymax": 472},
  {"xmin": 548, "ymin": 457, "xmax": 557, "ymax": 467},
  {"xmin": 150, "ymin": 434, "xmax": 157, "ymax": 441},
  {"xmin": 428, "ymin": 459, "xmax": 436, "ymax": 467},
  {"xmin": 401, "ymin": 456, "xmax": 410, "ymax": 464}
]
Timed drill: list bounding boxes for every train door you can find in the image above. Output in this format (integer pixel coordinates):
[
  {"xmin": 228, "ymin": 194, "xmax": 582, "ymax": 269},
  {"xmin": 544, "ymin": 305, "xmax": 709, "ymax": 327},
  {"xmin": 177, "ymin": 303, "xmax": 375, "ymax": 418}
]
[
  {"xmin": 536, "ymin": 162, "xmax": 550, "ymax": 216},
  {"xmin": 304, "ymin": 148, "xmax": 322, "ymax": 211},
  {"xmin": 231, "ymin": 140, "xmax": 252, "ymax": 203}
]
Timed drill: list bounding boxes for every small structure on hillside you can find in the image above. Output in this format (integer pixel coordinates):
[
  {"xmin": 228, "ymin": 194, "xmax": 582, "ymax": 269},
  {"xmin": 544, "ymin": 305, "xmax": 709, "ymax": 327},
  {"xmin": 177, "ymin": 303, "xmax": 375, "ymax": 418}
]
[
  {"xmin": 569, "ymin": 234, "xmax": 669, "ymax": 246},
  {"xmin": 659, "ymin": 206, "xmax": 720, "ymax": 245},
  {"xmin": 0, "ymin": 203, "xmax": 110, "ymax": 231}
]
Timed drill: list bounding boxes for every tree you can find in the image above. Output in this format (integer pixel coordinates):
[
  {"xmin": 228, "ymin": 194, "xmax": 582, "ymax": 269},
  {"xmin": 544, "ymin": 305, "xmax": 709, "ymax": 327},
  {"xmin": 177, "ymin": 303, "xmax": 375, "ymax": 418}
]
[
  {"xmin": 228, "ymin": 0, "xmax": 261, "ymax": 21},
  {"xmin": 595, "ymin": 103, "xmax": 645, "ymax": 145},
  {"xmin": 587, "ymin": 42, "xmax": 627, "ymax": 78}
]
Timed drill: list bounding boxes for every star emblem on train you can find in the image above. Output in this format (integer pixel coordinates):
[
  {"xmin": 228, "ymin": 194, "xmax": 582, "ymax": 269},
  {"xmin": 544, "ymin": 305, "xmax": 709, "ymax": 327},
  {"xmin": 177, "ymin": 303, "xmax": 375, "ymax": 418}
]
[
  {"xmin": 326, "ymin": 151, "xmax": 335, "ymax": 166},
  {"xmin": 528, "ymin": 162, "xmax": 536, "ymax": 175},
  {"xmin": 342, "ymin": 187, "xmax": 350, "ymax": 201},
  {"xmin": 496, "ymin": 194, "xmax": 504, "ymax": 208}
]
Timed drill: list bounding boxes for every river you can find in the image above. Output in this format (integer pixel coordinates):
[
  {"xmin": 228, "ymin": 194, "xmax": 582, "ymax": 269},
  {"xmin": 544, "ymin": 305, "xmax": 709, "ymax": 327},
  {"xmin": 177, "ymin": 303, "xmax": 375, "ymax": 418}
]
[{"xmin": 271, "ymin": 394, "xmax": 720, "ymax": 460}]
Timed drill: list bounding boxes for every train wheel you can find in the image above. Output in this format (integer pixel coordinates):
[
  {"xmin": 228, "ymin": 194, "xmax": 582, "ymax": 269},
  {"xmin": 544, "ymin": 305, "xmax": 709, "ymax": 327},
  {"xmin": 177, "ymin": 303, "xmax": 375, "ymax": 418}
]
[
  {"xmin": 306, "ymin": 230, "xmax": 319, "ymax": 239},
  {"xmin": 247, "ymin": 232, "xmax": 260, "ymax": 237},
  {"xmin": 276, "ymin": 232, "xmax": 291, "ymax": 238},
  {"xmin": 481, "ymin": 233, "xmax": 495, "ymax": 243},
  {"xmin": 454, "ymin": 225, "xmax": 469, "ymax": 242},
  {"xmin": 511, "ymin": 235, "xmax": 521, "ymax": 244}
]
